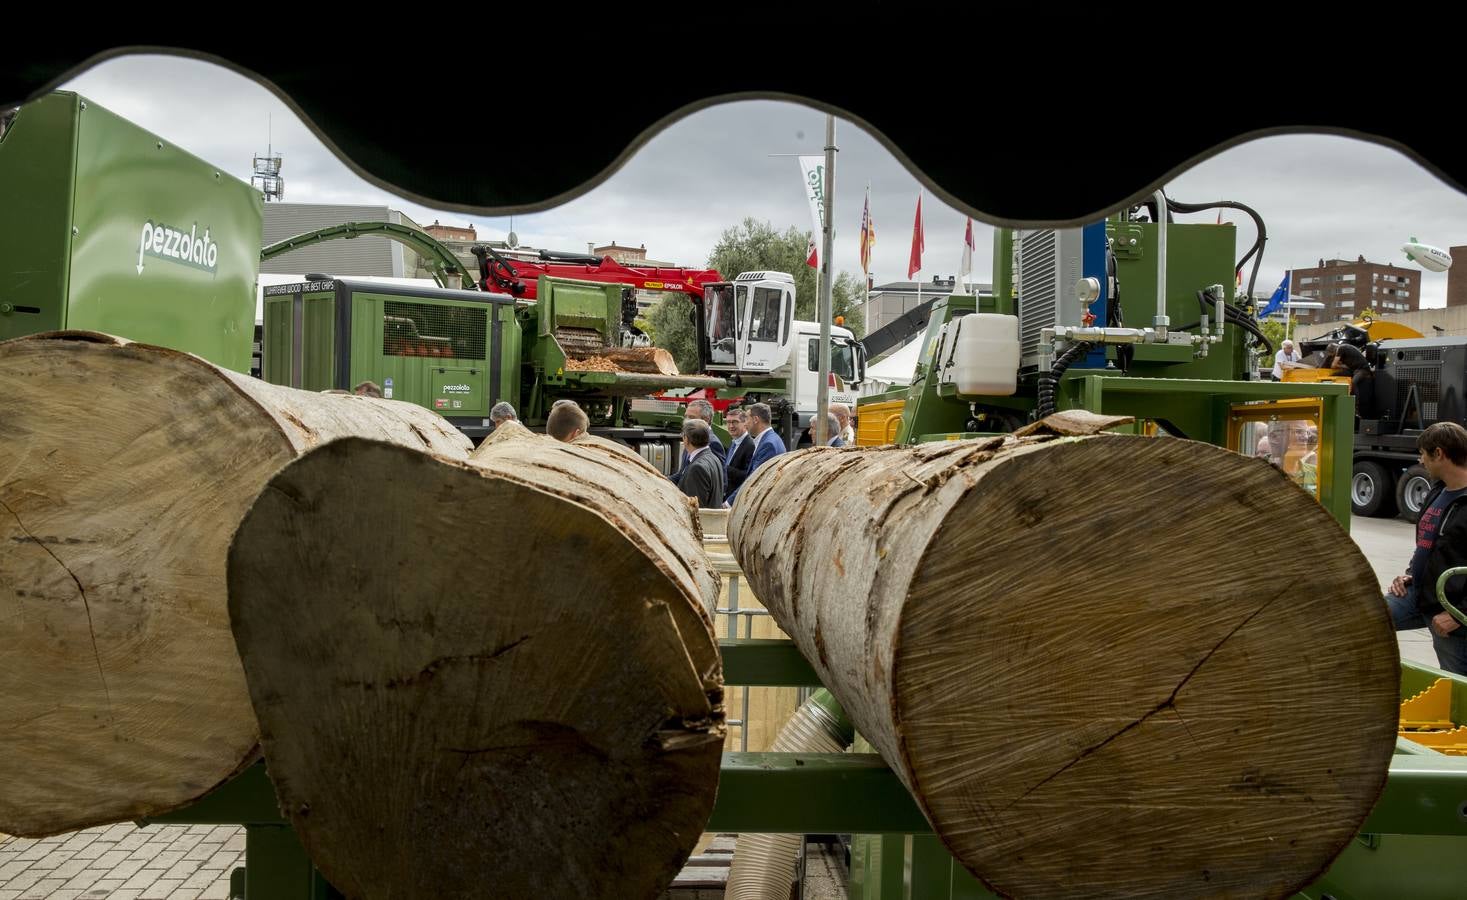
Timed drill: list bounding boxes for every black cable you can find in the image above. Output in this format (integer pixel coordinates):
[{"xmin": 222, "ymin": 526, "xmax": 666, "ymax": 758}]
[
  {"xmin": 1164, "ymin": 198, "xmax": 1268, "ymax": 305},
  {"xmin": 1105, "ymin": 240, "xmax": 1131, "ymax": 372},
  {"xmin": 1037, "ymin": 341, "xmax": 1092, "ymax": 419},
  {"xmin": 1178, "ymin": 289, "xmax": 1275, "ymax": 357}
]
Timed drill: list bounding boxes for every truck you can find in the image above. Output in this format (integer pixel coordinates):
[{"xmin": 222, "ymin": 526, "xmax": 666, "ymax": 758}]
[
  {"xmin": 263, "ymin": 225, "xmax": 866, "ymax": 449},
  {"xmin": 466, "ymin": 241, "xmax": 867, "ymax": 444},
  {"xmin": 1295, "ymin": 319, "xmax": 1465, "ymax": 521},
  {"xmin": 258, "ymin": 272, "xmax": 726, "ymax": 470}
]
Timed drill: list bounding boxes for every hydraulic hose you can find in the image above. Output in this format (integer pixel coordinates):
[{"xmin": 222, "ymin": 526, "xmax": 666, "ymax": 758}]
[{"xmin": 1036, "ymin": 341, "xmax": 1093, "ymax": 420}]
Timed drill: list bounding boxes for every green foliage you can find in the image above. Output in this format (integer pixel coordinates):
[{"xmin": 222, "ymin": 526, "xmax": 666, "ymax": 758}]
[{"xmin": 707, "ymin": 218, "xmax": 867, "ymax": 336}]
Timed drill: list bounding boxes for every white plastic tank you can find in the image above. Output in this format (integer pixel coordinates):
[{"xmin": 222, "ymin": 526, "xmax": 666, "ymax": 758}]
[{"xmin": 950, "ymin": 313, "xmax": 1020, "ymax": 397}]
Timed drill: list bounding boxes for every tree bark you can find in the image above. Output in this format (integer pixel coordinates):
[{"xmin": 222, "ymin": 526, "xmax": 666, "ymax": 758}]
[
  {"xmin": 226, "ymin": 423, "xmax": 724, "ymax": 899},
  {"xmin": 727, "ymin": 413, "xmax": 1400, "ymax": 900},
  {"xmin": 0, "ymin": 332, "xmax": 472, "ymax": 837}
]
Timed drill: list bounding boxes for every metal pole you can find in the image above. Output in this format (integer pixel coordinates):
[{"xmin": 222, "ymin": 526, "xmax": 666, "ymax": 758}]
[{"xmin": 816, "ymin": 115, "xmax": 836, "ymax": 446}]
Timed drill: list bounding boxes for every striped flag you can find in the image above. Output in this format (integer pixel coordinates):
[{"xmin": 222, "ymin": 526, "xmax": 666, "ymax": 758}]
[{"xmin": 859, "ymin": 187, "xmax": 875, "ymax": 275}]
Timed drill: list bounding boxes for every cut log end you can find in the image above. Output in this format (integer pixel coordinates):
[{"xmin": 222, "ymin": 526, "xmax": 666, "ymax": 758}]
[
  {"xmin": 894, "ymin": 436, "xmax": 1398, "ymax": 899},
  {"xmin": 228, "ymin": 438, "xmax": 723, "ymax": 899},
  {"xmin": 0, "ymin": 333, "xmax": 472, "ymax": 837},
  {"xmin": 0, "ymin": 337, "xmax": 292, "ymax": 836}
]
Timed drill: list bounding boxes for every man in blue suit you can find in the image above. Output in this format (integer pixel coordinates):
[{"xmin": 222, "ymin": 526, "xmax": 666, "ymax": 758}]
[{"xmin": 725, "ymin": 401, "xmax": 786, "ymax": 507}]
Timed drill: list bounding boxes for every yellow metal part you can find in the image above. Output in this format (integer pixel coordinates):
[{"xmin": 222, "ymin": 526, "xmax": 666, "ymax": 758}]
[
  {"xmin": 856, "ymin": 399, "xmax": 906, "ymax": 447},
  {"xmin": 1227, "ymin": 397, "xmax": 1329, "ymax": 501},
  {"xmin": 1361, "ymin": 319, "xmax": 1423, "ymax": 341},
  {"xmin": 1401, "ymin": 726, "xmax": 1467, "ymax": 756},
  {"xmin": 1400, "ymin": 678, "xmax": 1456, "ymax": 731},
  {"xmin": 1282, "ymin": 367, "xmax": 1351, "ymax": 385}
]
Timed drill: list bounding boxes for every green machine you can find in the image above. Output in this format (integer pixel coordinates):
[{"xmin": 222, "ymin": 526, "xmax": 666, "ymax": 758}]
[
  {"xmin": 860, "ymin": 215, "xmax": 1354, "ymax": 524},
  {"xmin": 0, "ymin": 91, "xmax": 262, "ymax": 372},
  {"xmin": 260, "ymin": 273, "xmax": 724, "ymax": 448}
]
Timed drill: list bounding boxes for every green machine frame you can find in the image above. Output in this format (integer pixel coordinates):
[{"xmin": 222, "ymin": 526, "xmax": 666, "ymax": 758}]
[
  {"xmin": 881, "ymin": 293, "xmax": 1355, "ymax": 527},
  {"xmin": 149, "ymin": 640, "xmax": 1467, "ymax": 899}
]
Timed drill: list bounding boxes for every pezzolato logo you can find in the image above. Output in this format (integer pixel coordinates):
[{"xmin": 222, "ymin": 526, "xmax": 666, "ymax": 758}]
[{"xmin": 137, "ymin": 220, "xmax": 220, "ymax": 275}]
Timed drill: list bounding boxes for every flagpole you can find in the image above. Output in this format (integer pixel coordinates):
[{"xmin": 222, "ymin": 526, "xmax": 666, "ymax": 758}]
[
  {"xmin": 1285, "ymin": 268, "xmax": 1293, "ymax": 343},
  {"xmin": 863, "ymin": 182, "xmax": 871, "ymax": 338},
  {"xmin": 816, "ymin": 115, "xmax": 836, "ymax": 447}
]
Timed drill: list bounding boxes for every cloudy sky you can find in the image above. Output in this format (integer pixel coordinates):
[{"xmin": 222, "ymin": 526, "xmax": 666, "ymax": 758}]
[{"xmin": 58, "ymin": 54, "xmax": 1467, "ymax": 307}]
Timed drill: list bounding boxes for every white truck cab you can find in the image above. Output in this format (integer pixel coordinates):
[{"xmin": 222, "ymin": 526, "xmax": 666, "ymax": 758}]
[{"xmin": 702, "ymin": 271, "xmax": 863, "ymax": 440}]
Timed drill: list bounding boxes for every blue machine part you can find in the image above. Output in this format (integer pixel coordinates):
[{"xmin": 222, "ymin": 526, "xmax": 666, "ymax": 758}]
[{"xmin": 1079, "ymin": 221, "xmax": 1110, "ymax": 368}]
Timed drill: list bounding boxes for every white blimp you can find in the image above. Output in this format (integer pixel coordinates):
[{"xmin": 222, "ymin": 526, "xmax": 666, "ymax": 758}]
[{"xmin": 1402, "ymin": 237, "xmax": 1454, "ymax": 272}]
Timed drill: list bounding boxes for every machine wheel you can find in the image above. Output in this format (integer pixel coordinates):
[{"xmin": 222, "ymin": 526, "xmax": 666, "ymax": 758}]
[
  {"xmin": 1351, "ymin": 460, "xmax": 1396, "ymax": 518},
  {"xmin": 1397, "ymin": 465, "xmax": 1434, "ymax": 523}
]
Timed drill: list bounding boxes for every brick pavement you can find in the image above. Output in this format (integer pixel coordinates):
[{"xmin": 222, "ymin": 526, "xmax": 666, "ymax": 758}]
[{"xmin": 0, "ymin": 825, "xmax": 242, "ymax": 899}]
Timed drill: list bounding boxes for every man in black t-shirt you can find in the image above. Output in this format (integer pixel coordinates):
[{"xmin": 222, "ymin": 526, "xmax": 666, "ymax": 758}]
[
  {"xmin": 1328, "ymin": 342, "xmax": 1377, "ymax": 418},
  {"xmin": 1386, "ymin": 423, "xmax": 1467, "ymax": 675}
]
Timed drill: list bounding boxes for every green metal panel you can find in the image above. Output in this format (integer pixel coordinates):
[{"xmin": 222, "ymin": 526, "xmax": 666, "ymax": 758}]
[
  {"xmin": 1058, "ymin": 375, "xmax": 1353, "ymax": 526},
  {"xmin": 0, "ymin": 91, "xmax": 75, "ymax": 337},
  {"xmin": 0, "ymin": 92, "xmax": 262, "ymax": 370},
  {"xmin": 496, "ymin": 302, "xmax": 521, "ymax": 408},
  {"xmin": 263, "ymin": 297, "xmax": 293, "ymax": 387},
  {"xmin": 1107, "ymin": 221, "xmax": 1246, "ymax": 382},
  {"xmin": 303, "ymin": 293, "xmax": 335, "ymax": 391},
  {"xmin": 713, "ymin": 638, "xmax": 820, "ymax": 686},
  {"xmin": 430, "ymin": 367, "xmax": 485, "ymax": 415},
  {"xmin": 850, "ymin": 835, "xmax": 907, "ymax": 900},
  {"xmin": 242, "ymin": 826, "xmax": 341, "ymax": 900},
  {"xmin": 535, "ymin": 276, "xmax": 619, "ymax": 339},
  {"xmin": 347, "ymin": 289, "xmax": 492, "ymax": 406}
]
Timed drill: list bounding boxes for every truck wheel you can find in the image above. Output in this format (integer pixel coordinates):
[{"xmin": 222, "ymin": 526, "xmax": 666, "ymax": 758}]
[
  {"xmin": 1397, "ymin": 465, "xmax": 1433, "ymax": 523},
  {"xmin": 1350, "ymin": 460, "xmax": 1396, "ymax": 517}
]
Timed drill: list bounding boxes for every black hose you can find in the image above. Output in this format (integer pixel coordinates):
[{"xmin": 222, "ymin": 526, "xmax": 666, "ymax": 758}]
[
  {"xmin": 1163, "ymin": 199, "xmax": 1268, "ymax": 305},
  {"xmin": 1037, "ymin": 341, "xmax": 1092, "ymax": 420},
  {"xmin": 1106, "ymin": 242, "xmax": 1131, "ymax": 372},
  {"xmin": 1178, "ymin": 289, "xmax": 1275, "ymax": 357}
]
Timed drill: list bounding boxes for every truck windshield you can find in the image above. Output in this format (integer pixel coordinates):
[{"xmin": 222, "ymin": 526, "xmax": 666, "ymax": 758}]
[{"xmin": 807, "ymin": 338, "xmax": 857, "ymax": 382}]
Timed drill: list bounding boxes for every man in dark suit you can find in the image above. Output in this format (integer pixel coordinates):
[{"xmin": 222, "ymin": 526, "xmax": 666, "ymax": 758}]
[
  {"xmin": 725, "ymin": 402, "xmax": 786, "ymax": 507},
  {"xmin": 724, "ymin": 407, "xmax": 756, "ymax": 496},
  {"xmin": 670, "ymin": 398, "xmax": 726, "ymax": 486},
  {"xmin": 676, "ymin": 419, "xmax": 724, "ymax": 509}
]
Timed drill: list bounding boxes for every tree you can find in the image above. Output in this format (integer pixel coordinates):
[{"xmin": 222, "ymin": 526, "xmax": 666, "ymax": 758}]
[
  {"xmin": 1259, "ymin": 316, "xmax": 1295, "ymax": 354},
  {"xmin": 707, "ymin": 218, "xmax": 867, "ymax": 337},
  {"xmin": 645, "ymin": 294, "xmax": 700, "ymax": 374}
]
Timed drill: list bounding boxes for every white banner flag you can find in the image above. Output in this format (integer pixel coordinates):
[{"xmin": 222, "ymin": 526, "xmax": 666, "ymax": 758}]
[
  {"xmin": 798, "ymin": 156, "xmax": 826, "ymax": 269},
  {"xmin": 958, "ymin": 217, "xmax": 975, "ymax": 292}
]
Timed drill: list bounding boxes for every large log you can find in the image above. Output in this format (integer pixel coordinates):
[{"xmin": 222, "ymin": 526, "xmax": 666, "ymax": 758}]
[
  {"xmin": 226, "ymin": 423, "xmax": 724, "ymax": 899},
  {"xmin": 566, "ymin": 346, "xmax": 680, "ymax": 375},
  {"xmin": 728, "ymin": 414, "xmax": 1400, "ymax": 900},
  {"xmin": 0, "ymin": 332, "xmax": 472, "ymax": 837}
]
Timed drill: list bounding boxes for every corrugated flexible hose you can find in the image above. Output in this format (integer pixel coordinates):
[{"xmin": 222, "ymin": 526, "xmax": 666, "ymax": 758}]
[{"xmin": 725, "ymin": 690, "xmax": 853, "ymax": 900}]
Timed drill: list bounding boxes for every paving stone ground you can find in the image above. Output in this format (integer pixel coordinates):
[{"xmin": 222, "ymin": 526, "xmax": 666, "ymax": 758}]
[{"xmin": 0, "ymin": 824, "xmax": 241, "ymax": 899}]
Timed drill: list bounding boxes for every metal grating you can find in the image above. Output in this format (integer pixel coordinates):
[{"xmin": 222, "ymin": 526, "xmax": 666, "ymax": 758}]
[
  {"xmin": 1393, "ymin": 364, "xmax": 1441, "ymax": 422},
  {"xmin": 382, "ymin": 301, "xmax": 486, "ymax": 359},
  {"xmin": 1017, "ymin": 229, "xmax": 1059, "ymax": 361}
]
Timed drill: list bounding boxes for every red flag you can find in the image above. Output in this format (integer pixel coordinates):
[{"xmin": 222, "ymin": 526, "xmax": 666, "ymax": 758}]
[
  {"xmin": 806, "ymin": 237, "xmax": 818, "ymax": 269},
  {"xmin": 907, "ymin": 193, "xmax": 924, "ymax": 279}
]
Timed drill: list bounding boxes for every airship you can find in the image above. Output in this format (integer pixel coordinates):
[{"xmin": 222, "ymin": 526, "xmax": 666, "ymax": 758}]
[{"xmin": 1403, "ymin": 237, "xmax": 1454, "ymax": 272}]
